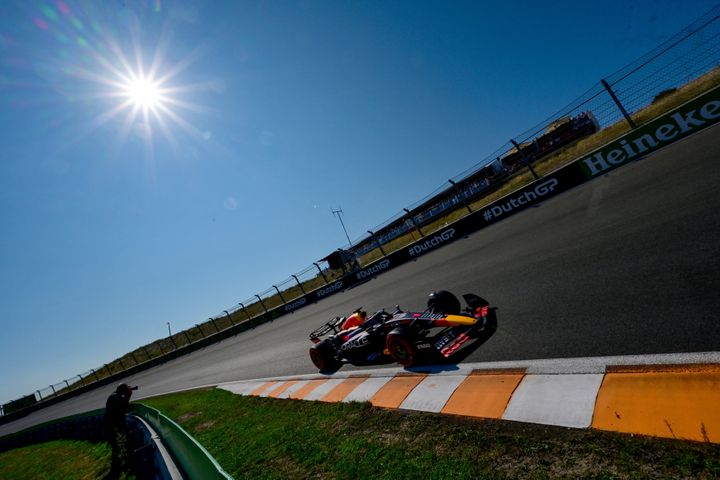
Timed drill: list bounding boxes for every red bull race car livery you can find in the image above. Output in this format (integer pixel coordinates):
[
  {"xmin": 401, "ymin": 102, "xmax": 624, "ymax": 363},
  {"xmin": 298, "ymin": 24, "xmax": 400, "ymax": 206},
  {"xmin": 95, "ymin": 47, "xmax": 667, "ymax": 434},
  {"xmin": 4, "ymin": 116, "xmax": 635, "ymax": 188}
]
[{"xmin": 308, "ymin": 291, "xmax": 496, "ymax": 371}]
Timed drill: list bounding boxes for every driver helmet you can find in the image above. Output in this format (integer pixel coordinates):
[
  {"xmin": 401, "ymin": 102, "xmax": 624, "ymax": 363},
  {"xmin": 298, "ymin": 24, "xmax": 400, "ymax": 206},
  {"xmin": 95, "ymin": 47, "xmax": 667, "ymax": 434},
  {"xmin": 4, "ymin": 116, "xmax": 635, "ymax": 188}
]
[
  {"xmin": 427, "ymin": 290, "xmax": 461, "ymax": 314},
  {"xmin": 342, "ymin": 310, "xmax": 367, "ymax": 330}
]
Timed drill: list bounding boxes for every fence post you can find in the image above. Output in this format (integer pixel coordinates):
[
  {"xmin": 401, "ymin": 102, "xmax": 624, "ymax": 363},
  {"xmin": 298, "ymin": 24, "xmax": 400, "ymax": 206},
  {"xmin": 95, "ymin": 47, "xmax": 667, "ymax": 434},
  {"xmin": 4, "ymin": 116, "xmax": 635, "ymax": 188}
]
[
  {"xmin": 254, "ymin": 294, "xmax": 268, "ymax": 313},
  {"xmin": 195, "ymin": 324, "xmax": 206, "ymax": 339},
  {"xmin": 448, "ymin": 179, "xmax": 472, "ymax": 213},
  {"xmin": 77, "ymin": 374, "xmax": 86, "ymax": 386},
  {"xmin": 36, "ymin": 390, "xmax": 43, "ymax": 401},
  {"xmin": 272, "ymin": 285, "xmax": 287, "ymax": 305},
  {"xmin": 291, "ymin": 275, "xmax": 307, "ymax": 295},
  {"xmin": 313, "ymin": 263, "xmax": 329, "ymax": 284},
  {"xmin": 223, "ymin": 310, "xmax": 235, "ymax": 325},
  {"xmin": 181, "ymin": 329, "xmax": 192, "ymax": 344},
  {"xmin": 403, "ymin": 208, "xmax": 424, "ymax": 237},
  {"xmin": 64, "ymin": 380, "xmax": 71, "ymax": 391},
  {"xmin": 367, "ymin": 230, "xmax": 387, "ymax": 257},
  {"xmin": 49, "ymin": 385, "xmax": 57, "ymax": 397},
  {"xmin": 601, "ymin": 79, "xmax": 637, "ymax": 129},
  {"xmin": 208, "ymin": 317, "xmax": 220, "ymax": 333},
  {"xmin": 238, "ymin": 302, "xmax": 252, "ymax": 322},
  {"xmin": 510, "ymin": 139, "xmax": 539, "ymax": 180}
]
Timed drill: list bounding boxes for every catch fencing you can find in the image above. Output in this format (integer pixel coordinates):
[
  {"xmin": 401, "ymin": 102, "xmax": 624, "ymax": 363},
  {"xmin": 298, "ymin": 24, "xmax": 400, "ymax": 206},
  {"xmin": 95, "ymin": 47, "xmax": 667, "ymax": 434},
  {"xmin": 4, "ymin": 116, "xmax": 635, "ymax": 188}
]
[
  {"xmin": 222, "ymin": 3, "xmax": 720, "ymax": 327},
  {"xmin": 2, "ymin": 5, "xmax": 720, "ymax": 421}
]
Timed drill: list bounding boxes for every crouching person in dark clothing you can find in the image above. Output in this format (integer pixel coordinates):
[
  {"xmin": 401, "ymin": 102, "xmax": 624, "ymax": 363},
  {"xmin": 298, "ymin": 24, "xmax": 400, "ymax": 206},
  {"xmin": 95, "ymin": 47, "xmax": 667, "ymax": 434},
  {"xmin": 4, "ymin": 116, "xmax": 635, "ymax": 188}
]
[{"xmin": 104, "ymin": 383, "xmax": 136, "ymax": 476}]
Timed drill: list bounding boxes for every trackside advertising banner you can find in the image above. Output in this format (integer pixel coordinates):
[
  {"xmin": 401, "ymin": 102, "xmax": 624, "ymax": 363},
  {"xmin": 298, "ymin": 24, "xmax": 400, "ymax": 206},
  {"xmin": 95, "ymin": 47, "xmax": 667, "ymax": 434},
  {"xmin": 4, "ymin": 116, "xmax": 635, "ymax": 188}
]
[{"xmin": 579, "ymin": 85, "xmax": 720, "ymax": 179}]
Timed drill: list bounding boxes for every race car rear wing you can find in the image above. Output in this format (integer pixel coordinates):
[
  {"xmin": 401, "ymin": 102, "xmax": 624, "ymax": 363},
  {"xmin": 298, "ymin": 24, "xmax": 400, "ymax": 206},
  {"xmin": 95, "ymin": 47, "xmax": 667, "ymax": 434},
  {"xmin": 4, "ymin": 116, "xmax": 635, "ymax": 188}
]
[{"xmin": 309, "ymin": 316, "xmax": 345, "ymax": 343}]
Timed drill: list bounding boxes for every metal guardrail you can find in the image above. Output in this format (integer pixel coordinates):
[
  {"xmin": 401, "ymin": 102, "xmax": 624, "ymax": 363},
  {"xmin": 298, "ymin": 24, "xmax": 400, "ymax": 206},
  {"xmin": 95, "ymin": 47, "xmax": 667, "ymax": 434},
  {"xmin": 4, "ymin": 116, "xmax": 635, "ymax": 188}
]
[
  {"xmin": 0, "ymin": 405, "xmax": 199, "ymax": 479},
  {"xmin": 132, "ymin": 403, "xmax": 234, "ymax": 480},
  {"xmin": 2, "ymin": 4, "xmax": 720, "ymax": 417}
]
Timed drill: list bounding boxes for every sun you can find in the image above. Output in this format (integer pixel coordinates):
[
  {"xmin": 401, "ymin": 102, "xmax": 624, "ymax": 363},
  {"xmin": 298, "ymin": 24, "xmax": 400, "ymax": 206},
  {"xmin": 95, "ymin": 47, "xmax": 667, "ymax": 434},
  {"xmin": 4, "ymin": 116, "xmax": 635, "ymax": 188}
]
[
  {"xmin": 62, "ymin": 22, "xmax": 214, "ymax": 155},
  {"xmin": 122, "ymin": 75, "xmax": 163, "ymax": 110}
]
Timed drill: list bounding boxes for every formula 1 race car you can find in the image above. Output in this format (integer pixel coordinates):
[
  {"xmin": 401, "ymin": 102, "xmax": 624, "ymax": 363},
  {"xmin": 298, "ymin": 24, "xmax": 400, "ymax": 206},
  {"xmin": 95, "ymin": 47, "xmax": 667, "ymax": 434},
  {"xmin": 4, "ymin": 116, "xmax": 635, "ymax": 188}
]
[{"xmin": 308, "ymin": 290, "xmax": 496, "ymax": 371}]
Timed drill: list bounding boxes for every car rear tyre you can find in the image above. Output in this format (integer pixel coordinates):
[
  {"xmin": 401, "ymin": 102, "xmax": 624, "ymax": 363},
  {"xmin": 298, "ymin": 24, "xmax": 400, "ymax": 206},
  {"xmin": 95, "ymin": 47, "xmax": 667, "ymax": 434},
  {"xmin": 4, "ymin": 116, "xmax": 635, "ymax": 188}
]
[
  {"xmin": 309, "ymin": 340, "xmax": 340, "ymax": 371},
  {"xmin": 386, "ymin": 334, "xmax": 417, "ymax": 367}
]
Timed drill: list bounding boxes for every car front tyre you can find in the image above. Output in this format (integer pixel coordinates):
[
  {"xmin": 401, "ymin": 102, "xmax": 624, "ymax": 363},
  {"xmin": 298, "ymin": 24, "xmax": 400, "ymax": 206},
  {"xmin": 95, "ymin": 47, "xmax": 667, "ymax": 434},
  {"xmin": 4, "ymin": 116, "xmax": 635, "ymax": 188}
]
[{"xmin": 386, "ymin": 334, "xmax": 417, "ymax": 367}]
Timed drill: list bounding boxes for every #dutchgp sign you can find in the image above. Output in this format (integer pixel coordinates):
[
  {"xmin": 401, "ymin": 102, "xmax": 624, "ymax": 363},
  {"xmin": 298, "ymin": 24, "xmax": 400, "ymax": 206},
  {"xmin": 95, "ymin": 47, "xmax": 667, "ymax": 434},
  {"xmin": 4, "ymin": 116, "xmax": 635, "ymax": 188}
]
[
  {"xmin": 483, "ymin": 179, "xmax": 559, "ymax": 221},
  {"xmin": 356, "ymin": 259, "xmax": 391, "ymax": 280},
  {"xmin": 408, "ymin": 228, "xmax": 456, "ymax": 256}
]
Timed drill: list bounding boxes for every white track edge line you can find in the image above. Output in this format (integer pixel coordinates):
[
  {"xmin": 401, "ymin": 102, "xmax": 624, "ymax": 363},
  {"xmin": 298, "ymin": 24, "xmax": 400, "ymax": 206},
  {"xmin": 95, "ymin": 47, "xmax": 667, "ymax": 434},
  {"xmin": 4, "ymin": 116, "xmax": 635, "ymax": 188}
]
[{"xmin": 203, "ymin": 351, "xmax": 720, "ymax": 391}]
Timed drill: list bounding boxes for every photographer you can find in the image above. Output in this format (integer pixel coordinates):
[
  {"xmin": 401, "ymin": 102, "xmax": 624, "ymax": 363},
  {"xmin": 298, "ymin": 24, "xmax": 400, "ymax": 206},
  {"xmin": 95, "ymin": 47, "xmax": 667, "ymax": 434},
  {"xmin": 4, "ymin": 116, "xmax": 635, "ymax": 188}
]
[{"xmin": 103, "ymin": 383, "xmax": 137, "ymax": 476}]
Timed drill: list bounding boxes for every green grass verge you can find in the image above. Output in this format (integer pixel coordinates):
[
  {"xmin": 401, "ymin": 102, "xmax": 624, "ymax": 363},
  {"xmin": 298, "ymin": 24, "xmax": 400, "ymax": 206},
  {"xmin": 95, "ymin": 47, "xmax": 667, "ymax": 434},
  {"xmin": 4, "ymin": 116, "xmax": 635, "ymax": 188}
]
[
  {"xmin": 0, "ymin": 439, "xmax": 122, "ymax": 480},
  {"xmin": 142, "ymin": 388, "xmax": 720, "ymax": 480}
]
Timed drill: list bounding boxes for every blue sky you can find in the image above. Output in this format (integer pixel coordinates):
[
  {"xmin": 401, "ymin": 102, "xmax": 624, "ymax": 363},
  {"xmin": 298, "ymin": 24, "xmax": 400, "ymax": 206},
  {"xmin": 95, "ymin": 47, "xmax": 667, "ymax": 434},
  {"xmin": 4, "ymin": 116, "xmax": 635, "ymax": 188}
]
[{"xmin": 0, "ymin": 0, "xmax": 716, "ymax": 403}]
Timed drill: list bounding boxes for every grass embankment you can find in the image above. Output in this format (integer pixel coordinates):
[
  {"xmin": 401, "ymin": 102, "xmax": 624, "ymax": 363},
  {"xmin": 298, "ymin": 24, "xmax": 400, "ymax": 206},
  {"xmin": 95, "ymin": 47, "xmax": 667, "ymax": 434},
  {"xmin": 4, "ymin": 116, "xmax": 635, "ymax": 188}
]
[
  {"xmin": 0, "ymin": 439, "xmax": 120, "ymax": 480},
  {"xmin": 143, "ymin": 389, "xmax": 720, "ymax": 480}
]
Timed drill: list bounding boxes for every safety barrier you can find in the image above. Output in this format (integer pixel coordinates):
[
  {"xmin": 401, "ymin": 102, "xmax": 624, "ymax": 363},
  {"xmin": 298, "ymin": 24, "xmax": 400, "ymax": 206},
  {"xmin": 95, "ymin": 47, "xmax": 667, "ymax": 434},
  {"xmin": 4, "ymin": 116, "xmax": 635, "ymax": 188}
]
[
  {"xmin": 131, "ymin": 403, "xmax": 233, "ymax": 480},
  {"xmin": 0, "ymin": 408, "xmax": 105, "ymax": 454},
  {"xmin": 0, "ymin": 410, "xmax": 169, "ymax": 477}
]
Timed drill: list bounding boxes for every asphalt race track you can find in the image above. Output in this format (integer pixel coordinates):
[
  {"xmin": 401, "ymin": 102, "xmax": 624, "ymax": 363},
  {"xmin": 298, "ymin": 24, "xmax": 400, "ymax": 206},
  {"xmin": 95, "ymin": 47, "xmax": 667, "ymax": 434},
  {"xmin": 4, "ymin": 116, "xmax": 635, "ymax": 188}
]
[{"xmin": 2, "ymin": 124, "xmax": 719, "ymax": 436}]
